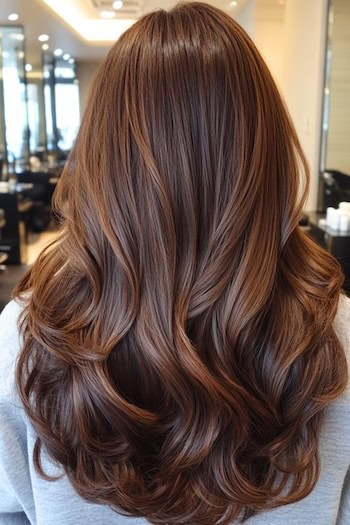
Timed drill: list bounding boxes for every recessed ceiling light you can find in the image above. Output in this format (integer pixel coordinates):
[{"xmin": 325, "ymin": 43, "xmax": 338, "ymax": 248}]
[
  {"xmin": 68, "ymin": 58, "xmax": 74, "ymax": 64},
  {"xmin": 2, "ymin": 51, "xmax": 10, "ymax": 58},
  {"xmin": 38, "ymin": 34, "xmax": 49, "ymax": 42},
  {"xmin": 38, "ymin": 0, "xmax": 134, "ymax": 41},
  {"xmin": 25, "ymin": 64, "xmax": 33, "ymax": 72},
  {"xmin": 230, "ymin": 1, "xmax": 238, "ymax": 6},
  {"xmin": 42, "ymin": 43, "xmax": 49, "ymax": 51},
  {"xmin": 63, "ymin": 53, "xmax": 70, "ymax": 60},
  {"xmin": 113, "ymin": 0, "xmax": 123, "ymax": 9},
  {"xmin": 54, "ymin": 48, "xmax": 63, "ymax": 57},
  {"xmin": 18, "ymin": 51, "xmax": 25, "ymax": 58},
  {"xmin": 100, "ymin": 10, "xmax": 115, "ymax": 19},
  {"xmin": 8, "ymin": 13, "xmax": 19, "ymax": 21}
]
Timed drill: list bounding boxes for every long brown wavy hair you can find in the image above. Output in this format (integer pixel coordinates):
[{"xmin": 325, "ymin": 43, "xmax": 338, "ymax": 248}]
[{"xmin": 14, "ymin": 2, "xmax": 347, "ymax": 523}]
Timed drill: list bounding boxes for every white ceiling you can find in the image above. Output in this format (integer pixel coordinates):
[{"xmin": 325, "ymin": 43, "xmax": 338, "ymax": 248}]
[
  {"xmin": 0, "ymin": 0, "xmax": 109, "ymax": 67},
  {"xmin": 0, "ymin": 0, "xmax": 254, "ymax": 68}
]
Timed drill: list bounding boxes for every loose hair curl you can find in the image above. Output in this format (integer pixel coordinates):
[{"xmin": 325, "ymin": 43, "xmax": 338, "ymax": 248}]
[{"xmin": 15, "ymin": 2, "xmax": 347, "ymax": 523}]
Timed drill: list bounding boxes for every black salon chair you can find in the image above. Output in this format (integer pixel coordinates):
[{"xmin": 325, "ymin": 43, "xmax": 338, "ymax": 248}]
[
  {"xmin": 0, "ymin": 208, "xmax": 8, "ymax": 270},
  {"xmin": 16, "ymin": 171, "xmax": 52, "ymax": 232},
  {"xmin": 323, "ymin": 170, "xmax": 350, "ymax": 209}
]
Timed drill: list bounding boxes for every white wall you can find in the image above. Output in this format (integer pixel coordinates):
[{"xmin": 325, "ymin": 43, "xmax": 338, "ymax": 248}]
[
  {"xmin": 235, "ymin": 0, "xmax": 256, "ymax": 39},
  {"xmin": 327, "ymin": 0, "xmax": 350, "ymax": 174},
  {"xmin": 254, "ymin": 0, "xmax": 285, "ymax": 90},
  {"xmin": 281, "ymin": 0, "xmax": 328, "ymax": 210},
  {"xmin": 76, "ymin": 60, "xmax": 103, "ymax": 116},
  {"xmin": 238, "ymin": 0, "xmax": 329, "ymax": 211}
]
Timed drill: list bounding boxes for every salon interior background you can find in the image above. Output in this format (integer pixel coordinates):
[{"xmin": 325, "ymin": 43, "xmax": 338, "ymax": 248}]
[{"xmin": 0, "ymin": 0, "xmax": 348, "ymax": 213}]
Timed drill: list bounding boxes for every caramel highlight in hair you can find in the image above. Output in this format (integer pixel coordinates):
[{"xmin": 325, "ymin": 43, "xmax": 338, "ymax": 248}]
[{"xmin": 15, "ymin": 3, "xmax": 347, "ymax": 523}]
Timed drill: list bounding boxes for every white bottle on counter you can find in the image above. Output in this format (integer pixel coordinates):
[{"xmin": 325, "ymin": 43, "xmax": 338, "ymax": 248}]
[
  {"xmin": 326, "ymin": 206, "xmax": 350, "ymax": 232},
  {"xmin": 339, "ymin": 214, "xmax": 350, "ymax": 233},
  {"xmin": 339, "ymin": 201, "xmax": 350, "ymax": 213}
]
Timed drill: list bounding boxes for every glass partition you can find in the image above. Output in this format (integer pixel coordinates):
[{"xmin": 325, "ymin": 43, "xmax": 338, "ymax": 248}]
[{"xmin": 0, "ymin": 26, "xmax": 29, "ymax": 168}]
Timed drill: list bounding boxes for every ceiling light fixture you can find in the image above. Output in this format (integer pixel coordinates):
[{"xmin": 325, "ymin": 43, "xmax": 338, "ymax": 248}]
[
  {"xmin": 113, "ymin": 0, "xmax": 123, "ymax": 9},
  {"xmin": 100, "ymin": 10, "xmax": 115, "ymax": 19},
  {"xmin": 63, "ymin": 53, "xmax": 70, "ymax": 60},
  {"xmin": 8, "ymin": 13, "xmax": 19, "ymax": 21},
  {"xmin": 42, "ymin": 43, "xmax": 49, "ymax": 51},
  {"xmin": 230, "ymin": 1, "xmax": 238, "ymax": 6},
  {"xmin": 25, "ymin": 64, "xmax": 33, "ymax": 72},
  {"xmin": 38, "ymin": 34, "xmax": 49, "ymax": 42},
  {"xmin": 68, "ymin": 58, "xmax": 74, "ymax": 64},
  {"xmin": 39, "ymin": 0, "xmax": 134, "ymax": 42},
  {"xmin": 54, "ymin": 48, "xmax": 63, "ymax": 56}
]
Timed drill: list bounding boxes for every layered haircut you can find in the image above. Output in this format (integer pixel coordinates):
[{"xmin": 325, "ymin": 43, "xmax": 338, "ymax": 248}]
[{"xmin": 14, "ymin": 2, "xmax": 347, "ymax": 523}]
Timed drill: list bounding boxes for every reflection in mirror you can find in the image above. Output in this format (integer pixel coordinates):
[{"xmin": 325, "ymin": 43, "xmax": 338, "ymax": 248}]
[
  {"xmin": 43, "ymin": 51, "xmax": 56, "ymax": 151},
  {"xmin": 54, "ymin": 57, "xmax": 80, "ymax": 151},
  {"xmin": 42, "ymin": 51, "xmax": 80, "ymax": 153},
  {"xmin": 0, "ymin": 26, "xmax": 29, "ymax": 169},
  {"xmin": 320, "ymin": 0, "xmax": 350, "ymax": 210},
  {"xmin": 27, "ymin": 70, "xmax": 46, "ymax": 156},
  {"xmin": 0, "ymin": 50, "xmax": 5, "ymax": 176}
]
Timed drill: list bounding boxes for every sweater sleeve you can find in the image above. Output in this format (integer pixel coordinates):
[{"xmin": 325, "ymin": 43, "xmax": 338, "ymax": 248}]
[
  {"xmin": 0, "ymin": 402, "xmax": 32, "ymax": 524},
  {"xmin": 337, "ymin": 467, "xmax": 350, "ymax": 525},
  {"xmin": 0, "ymin": 301, "xmax": 33, "ymax": 524},
  {"xmin": 334, "ymin": 293, "xmax": 350, "ymax": 524}
]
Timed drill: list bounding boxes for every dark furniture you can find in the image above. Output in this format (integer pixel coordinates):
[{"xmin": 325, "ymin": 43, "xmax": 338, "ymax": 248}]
[
  {"xmin": 306, "ymin": 212, "xmax": 350, "ymax": 292},
  {"xmin": 321, "ymin": 170, "xmax": 350, "ymax": 210},
  {"xmin": 0, "ymin": 208, "xmax": 7, "ymax": 269},
  {"xmin": 0, "ymin": 264, "xmax": 28, "ymax": 312},
  {"xmin": 0, "ymin": 190, "xmax": 32, "ymax": 264},
  {"xmin": 16, "ymin": 171, "xmax": 53, "ymax": 232}
]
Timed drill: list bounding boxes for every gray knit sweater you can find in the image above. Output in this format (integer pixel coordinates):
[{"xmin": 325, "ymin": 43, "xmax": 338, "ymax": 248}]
[{"xmin": 0, "ymin": 296, "xmax": 350, "ymax": 525}]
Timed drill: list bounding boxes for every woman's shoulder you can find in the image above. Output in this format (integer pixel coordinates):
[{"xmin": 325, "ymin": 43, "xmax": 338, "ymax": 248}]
[{"xmin": 0, "ymin": 299, "xmax": 24, "ymax": 403}]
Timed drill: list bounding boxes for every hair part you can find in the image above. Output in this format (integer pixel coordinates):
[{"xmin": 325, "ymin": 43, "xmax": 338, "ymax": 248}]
[{"xmin": 15, "ymin": 2, "xmax": 347, "ymax": 523}]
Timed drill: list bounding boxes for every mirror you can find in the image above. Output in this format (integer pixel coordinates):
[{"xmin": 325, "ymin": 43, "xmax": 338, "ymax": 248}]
[
  {"xmin": 54, "ymin": 56, "xmax": 80, "ymax": 151},
  {"xmin": 42, "ymin": 50, "xmax": 80, "ymax": 153},
  {"xmin": 43, "ymin": 51, "xmax": 56, "ymax": 151},
  {"xmin": 0, "ymin": 26, "xmax": 29, "ymax": 169},
  {"xmin": 26, "ymin": 64, "xmax": 47, "ymax": 157},
  {"xmin": 319, "ymin": 0, "xmax": 350, "ymax": 210}
]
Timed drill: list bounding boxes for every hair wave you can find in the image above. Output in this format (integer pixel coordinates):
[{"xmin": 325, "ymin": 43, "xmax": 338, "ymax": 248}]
[{"xmin": 15, "ymin": 2, "xmax": 347, "ymax": 523}]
